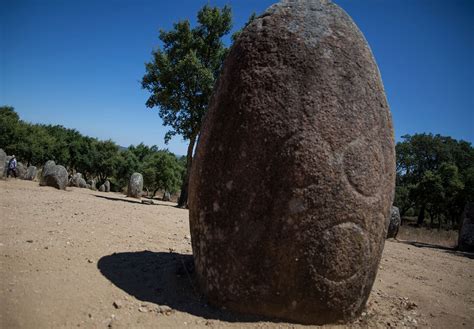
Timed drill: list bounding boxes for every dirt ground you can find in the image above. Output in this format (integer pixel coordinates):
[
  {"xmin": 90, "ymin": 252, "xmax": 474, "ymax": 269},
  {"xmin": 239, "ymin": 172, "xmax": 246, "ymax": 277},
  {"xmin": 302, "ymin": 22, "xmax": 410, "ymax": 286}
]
[{"xmin": 1, "ymin": 179, "xmax": 473, "ymax": 328}]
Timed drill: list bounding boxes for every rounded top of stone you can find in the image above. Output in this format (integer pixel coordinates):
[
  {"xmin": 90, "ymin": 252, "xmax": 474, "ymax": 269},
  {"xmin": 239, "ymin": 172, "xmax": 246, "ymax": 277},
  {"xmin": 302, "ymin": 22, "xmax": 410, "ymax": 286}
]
[{"xmin": 244, "ymin": 0, "xmax": 359, "ymax": 50}]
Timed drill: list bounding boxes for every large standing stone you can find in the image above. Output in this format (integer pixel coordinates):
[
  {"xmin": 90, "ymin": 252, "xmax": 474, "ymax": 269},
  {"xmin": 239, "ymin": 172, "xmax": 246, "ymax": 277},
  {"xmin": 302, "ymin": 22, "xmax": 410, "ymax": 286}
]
[
  {"xmin": 40, "ymin": 160, "xmax": 56, "ymax": 186},
  {"xmin": 99, "ymin": 184, "xmax": 105, "ymax": 192},
  {"xmin": 78, "ymin": 178, "xmax": 87, "ymax": 188},
  {"xmin": 70, "ymin": 173, "xmax": 87, "ymax": 188},
  {"xmin": 25, "ymin": 166, "xmax": 38, "ymax": 181},
  {"xmin": 0, "ymin": 149, "xmax": 6, "ymax": 178},
  {"xmin": 15, "ymin": 162, "xmax": 27, "ymax": 179},
  {"xmin": 88, "ymin": 179, "xmax": 97, "ymax": 190},
  {"xmin": 458, "ymin": 203, "xmax": 474, "ymax": 252},
  {"xmin": 3, "ymin": 156, "xmax": 12, "ymax": 178},
  {"xmin": 189, "ymin": 0, "xmax": 395, "ymax": 324},
  {"xmin": 69, "ymin": 173, "xmax": 81, "ymax": 187},
  {"xmin": 40, "ymin": 164, "xmax": 68, "ymax": 190},
  {"xmin": 127, "ymin": 173, "xmax": 143, "ymax": 198},
  {"xmin": 104, "ymin": 180, "xmax": 111, "ymax": 192},
  {"xmin": 163, "ymin": 191, "xmax": 171, "ymax": 202},
  {"xmin": 386, "ymin": 206, "xmax": 401, "ymax": 239}
]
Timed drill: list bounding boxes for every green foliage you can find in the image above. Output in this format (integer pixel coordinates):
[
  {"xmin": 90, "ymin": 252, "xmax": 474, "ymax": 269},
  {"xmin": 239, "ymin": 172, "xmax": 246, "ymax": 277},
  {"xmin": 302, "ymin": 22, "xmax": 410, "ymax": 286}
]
[
  {"xmin": 142, "ymin": 4, "xmax": 232, "ymax": 143},
  {"xmin": 142, "ymin": 4, "xmax": 233, "ymax": 207},
  {"xmin": 0, "ymin": 106, "xmax": 21, "ymax": 155},
  {"xmin": 128, "ymin": 143, "xmax": 158, "ymax": 162},
  {"xmin": 0, "ymin": 107, "xmax": 185, "ymax": 194},
  {"xmin": 114, "ymin": 150, "xmax": 140, "ymax": 189},
  {"xmin": 396, "ymin": 133, "xmax": 474, "ymax": 228},
  {"xmin": 394, "ymin": 185, "xmax": 413, "ymax": 217},
  {"xmin": 142, "ymin": 151, "xmax": 184, "ymax": 197}
]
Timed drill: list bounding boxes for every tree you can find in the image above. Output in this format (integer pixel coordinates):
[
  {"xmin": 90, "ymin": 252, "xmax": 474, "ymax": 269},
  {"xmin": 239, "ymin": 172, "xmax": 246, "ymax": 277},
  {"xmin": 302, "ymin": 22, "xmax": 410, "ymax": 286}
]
[
  {"xmin": 410, "ymin": 171, "xmax": 444, "ymax": 227},
  {"xmin": 93, "ymin": 140, "xmax": 119, "ymax": 182},
  {"xmin": 438, "ymin": 162, "xmax": 464, "ymax": 227},
  {"xmin": 128, "ymin": 143, "xmax": 158, "ymax": 162},
  {"xmin": 142, "ymin": 151, "xmax": 184, "ymax": 198},
  {"xmin": 394, "ymin": 185, "xmax": 413, "ymax": 219},
  {"xmin": 396, "ymin": 133, "xmax": 474, "ymax": 228},
  {"xmin": 142, "ymin": 5, "xmax": 232, "ymax": 208},
  {"xmin": 114, "ymin": 149, "xmax": 140, "ymax": 190},
  {"xmin": 0, "ymin": 106, "xmax": 21, "ymax": 154}
]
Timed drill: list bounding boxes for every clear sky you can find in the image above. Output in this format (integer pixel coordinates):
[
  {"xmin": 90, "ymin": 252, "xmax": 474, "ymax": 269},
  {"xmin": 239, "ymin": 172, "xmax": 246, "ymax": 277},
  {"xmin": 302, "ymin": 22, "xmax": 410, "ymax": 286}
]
[{"xmin": 1, "ymin": 0, "xmax": 473, "ymax": 156}]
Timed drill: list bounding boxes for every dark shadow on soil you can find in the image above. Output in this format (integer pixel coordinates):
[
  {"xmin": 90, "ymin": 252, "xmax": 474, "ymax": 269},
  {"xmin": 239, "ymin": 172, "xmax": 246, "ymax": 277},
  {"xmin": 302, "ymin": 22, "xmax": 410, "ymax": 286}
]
[
  {"xmin": 93, "ymin": 195, "xmax": 177, "ymax": 208},
  {"xmin": 396, "ymin": 240, "xmax": 474, "ymax": 260},
  {"xmin": 97, "ymin": 251, "xmax": 274, "ymax": 323}
]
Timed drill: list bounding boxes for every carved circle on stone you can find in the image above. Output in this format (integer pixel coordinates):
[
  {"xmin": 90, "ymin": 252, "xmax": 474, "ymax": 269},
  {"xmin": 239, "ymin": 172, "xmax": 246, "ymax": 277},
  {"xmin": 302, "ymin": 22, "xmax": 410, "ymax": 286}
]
[
  {"xmin": 188, "ymin": 0, "xmax": 396, "ymax": 324},
  {"xmin": 311, "ymin": 222, "xmax": 369, "ymax": 282},
  {"xmin": 343, "ymin": 138, "xmax": 383, "ymax": 198}
]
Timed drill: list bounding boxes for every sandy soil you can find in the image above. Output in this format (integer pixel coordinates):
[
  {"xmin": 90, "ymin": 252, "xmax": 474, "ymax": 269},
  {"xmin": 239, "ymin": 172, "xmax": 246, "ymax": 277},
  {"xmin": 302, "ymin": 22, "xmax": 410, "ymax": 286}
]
[{"xmin": 1, "ymin": 179, "xmax": 473, "ymax": 328}]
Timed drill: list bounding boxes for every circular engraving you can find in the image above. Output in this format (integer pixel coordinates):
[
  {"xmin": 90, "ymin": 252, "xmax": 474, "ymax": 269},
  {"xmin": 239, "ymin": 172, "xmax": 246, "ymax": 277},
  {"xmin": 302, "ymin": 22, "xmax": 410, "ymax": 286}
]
[
  {"xmin": 343, "ymin": 140, "xmax": 383, "ymax": 197},
  {"xmin": 311, "ymin": 222, "xmax": 369, "ymax": 282}
]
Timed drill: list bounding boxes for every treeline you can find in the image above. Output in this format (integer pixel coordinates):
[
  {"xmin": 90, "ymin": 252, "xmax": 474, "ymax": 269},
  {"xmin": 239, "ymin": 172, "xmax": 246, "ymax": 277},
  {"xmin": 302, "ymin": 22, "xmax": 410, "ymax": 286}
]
[
  {"xmin": 0, "ymin": 106, "xmax": 185, "ymax": 195},
  {"xmin": 396, "ymin": 133, "xmax": 474, "ymax": 229},
  {"xmin": 2, "ymin": 106, "xmax": 473, "ymax": 225}
]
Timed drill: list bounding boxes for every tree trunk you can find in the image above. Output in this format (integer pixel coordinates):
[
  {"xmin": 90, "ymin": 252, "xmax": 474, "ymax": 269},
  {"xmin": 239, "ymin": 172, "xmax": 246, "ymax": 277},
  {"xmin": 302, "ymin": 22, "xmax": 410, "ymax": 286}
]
[
  {"xmin": 177, "ymin": 135, "xmax": 196, "ymax": 209},
  {"xmin": 416, "ymin": 204, "xmax": 425, "ymax": 227}
]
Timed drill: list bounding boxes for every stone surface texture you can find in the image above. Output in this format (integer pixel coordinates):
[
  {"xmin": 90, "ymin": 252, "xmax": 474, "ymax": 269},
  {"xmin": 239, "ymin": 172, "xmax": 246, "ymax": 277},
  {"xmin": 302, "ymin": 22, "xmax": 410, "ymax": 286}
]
[
  {"xmin": 16, "ymin": 162, "xmax": 27, "ymax": 179},
  {"xmin": 25, "ymin": 166, "xmax": 38, "ymax": 181},
  {"xmin": 70, "ymin": 173, "xmax": 87, "ymax": 188},
  {"xmin": 99, "ymin": 185, "xmax": 105, "ymax": 192},
  {"xmin": 189, "ymin": 0, "xmax": 395, "ymax": 324},
  {"xmin": 163, "ymin": 191, "xmax": 171, "ymax": 202},
  {"xmin": 0, "ymin": 149, "xmax": 7, "ymax": 178},
  {"xmin": 104, "ymin": 180, "xmax": 111, "ymax": 192},
  {"xmin": 88, "ymin": 179, "xmax": 97, "ymax": 190},
  {"xmin": 4, "ymin": 156, "xmax": 12, "ymax": 177},
  {"xmin": 40, "ymin": 161, "xmax": 56, "ymax": 186},
  {"xmin": 387, "ymin": 206, "xmax": 401, "ymax": 239},
  {"xmin": 78, "ymin": 178, "xmax": 87, "ymax": 188},
  {"xmin": 127, "ymin": 173, "xmax": 143, "ymax": 198},
  {"xmin": 70, "ymin": 173, "xmax": 82, "ymax": 187},
  {"xmin": 458, "ymin": 203, "xmax": 474, "ymax": 252},
  {"xmin": 40, "ymin": 163, "xmax": 68, "ymax": 190}
]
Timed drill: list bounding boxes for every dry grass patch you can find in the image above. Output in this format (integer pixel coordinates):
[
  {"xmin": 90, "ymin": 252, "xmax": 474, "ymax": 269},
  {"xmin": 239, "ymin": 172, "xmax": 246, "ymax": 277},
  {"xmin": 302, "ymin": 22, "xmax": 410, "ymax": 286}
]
[{"xmin": 397, "ymin": 225, "xmax": 458, "ymax": 248}]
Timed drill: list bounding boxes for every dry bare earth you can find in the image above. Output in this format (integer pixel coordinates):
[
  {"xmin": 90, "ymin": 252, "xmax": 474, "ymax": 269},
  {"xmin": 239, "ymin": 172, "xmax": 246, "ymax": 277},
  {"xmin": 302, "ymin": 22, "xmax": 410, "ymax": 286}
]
[{"xmin": 1, "ymin": 180, "xmax": 473, "ymax": 328}]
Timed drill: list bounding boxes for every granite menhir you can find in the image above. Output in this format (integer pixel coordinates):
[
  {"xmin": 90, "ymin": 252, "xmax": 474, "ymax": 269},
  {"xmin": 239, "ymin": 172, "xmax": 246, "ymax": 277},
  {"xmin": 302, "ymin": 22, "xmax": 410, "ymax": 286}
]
[
  {"xmin": 189, "ymin": 0, "xmax": 395, "ymax": 324},
  {"xmin": 127, "ymin": 172, "xmax": 143, "ymax": 198},
  {"xmin": 387, "ymin": 206, "xmax": 401, "ymax": 239}
]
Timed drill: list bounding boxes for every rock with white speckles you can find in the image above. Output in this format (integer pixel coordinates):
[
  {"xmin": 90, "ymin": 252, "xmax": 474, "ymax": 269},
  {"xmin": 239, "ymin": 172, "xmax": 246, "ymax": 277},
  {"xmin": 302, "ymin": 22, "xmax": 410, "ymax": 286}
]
[
  {"xmin": 127, "ymin": 172, "xmax": 143, "ymax": 198},
  {"xmin": 16, "ymin": 162, "xmax": 27, "ymax": 179},
  {"xmin": 163, "ymin": 191, "xmax": 171, "ymax": 201},
  {"xmin": 39, "ymin": 160, "xmax": 56, "ymax": 185},
  {"xmin": 104, "ymin": 180, "xmax": 111, "ymax": 192},
  {"xmin": 0, "ymin": 149, "xmax": 7, "ymax": 178},
  {"xmin": 189, "ymin": 0, "xmax": 395, "ymax": 324},
  {"xmin": 70, "ymin": 173, "xmax": 87, "ymax": 188},
  {"xmin": 39, "ymin": 161, "xmax": 68, "ymax": 190},
  {"xmin": 386, "ymin": 206, "xmax": 401, "ymax": 239},
  {"xmin": 88, "ymin": 179, "xmax": 97, "ymax": 190},
  {"xmin": 24, "ymin": 166, "xmax": 38, "ymax": 180}
]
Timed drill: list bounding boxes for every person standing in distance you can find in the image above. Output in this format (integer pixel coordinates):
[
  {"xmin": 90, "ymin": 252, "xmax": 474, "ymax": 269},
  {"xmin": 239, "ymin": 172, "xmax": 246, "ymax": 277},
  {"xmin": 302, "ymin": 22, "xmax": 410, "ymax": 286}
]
[{"xmin": 7, "ymin": 155, "xmax": 17, "ymax": 178}]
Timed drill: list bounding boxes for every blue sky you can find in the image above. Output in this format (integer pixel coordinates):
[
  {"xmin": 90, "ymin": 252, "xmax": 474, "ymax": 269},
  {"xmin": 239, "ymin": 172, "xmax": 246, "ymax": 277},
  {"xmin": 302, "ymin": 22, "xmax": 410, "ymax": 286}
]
[{"xmin": 1, "ymin": 0, "xmax": 473, "ymax": 156}]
